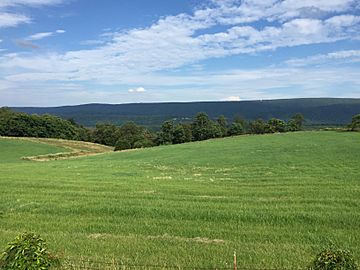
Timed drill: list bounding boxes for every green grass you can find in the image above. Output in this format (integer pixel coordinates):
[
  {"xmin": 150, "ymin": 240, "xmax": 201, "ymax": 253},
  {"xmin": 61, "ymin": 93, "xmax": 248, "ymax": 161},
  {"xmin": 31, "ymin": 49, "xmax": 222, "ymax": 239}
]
[
  {"xmin": 0, "ymin": 132, "xmax": 359, "ymax": 269},
  {"xmin": 0, "ymin": 137, "xmax": 69, "ymax": 163}
]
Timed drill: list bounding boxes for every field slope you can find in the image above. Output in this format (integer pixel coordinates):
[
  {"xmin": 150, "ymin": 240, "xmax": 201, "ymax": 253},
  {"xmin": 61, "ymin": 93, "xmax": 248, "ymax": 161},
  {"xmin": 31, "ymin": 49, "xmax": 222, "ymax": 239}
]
[
  {"xmin": 0, "ymin": 137, "xmax": 113, "ymax": 161},
  {"xmin": 0, "ymin": 132, "xmax": 359, "ymax": 269}
]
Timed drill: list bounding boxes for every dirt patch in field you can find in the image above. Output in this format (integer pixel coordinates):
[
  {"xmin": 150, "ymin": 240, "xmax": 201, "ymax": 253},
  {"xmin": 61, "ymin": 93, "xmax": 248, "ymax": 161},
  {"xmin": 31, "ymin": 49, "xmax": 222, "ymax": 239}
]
[
  {"xmin": 87, "ymin": 233, "xmax": 111, "ymax": 240},
  {"xmin": 152, "ymin": 176, "xmax": 172, "ymax": 180},
  {"xmin": 16, "ymin": 137, "xmax": 113, "ymax": 161},
  {"xmin": 22, "ymin": 151, "xmax": 108, "ymax": 161},
  {"xmin": 86, "ymin": 233, "xmax": 225, "ymax": 245},
  {"xmin": 197, "ymin": 195, "xmax": 226, "ymax": 199},
  {"xmin": 147, "ymin": 234, "xmax": 225, "ymax": 244}
]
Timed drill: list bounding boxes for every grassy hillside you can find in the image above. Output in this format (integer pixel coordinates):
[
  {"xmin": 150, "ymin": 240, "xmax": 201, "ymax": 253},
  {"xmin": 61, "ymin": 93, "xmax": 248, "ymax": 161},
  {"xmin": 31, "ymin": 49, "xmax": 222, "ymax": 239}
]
[
  {"xmin": 21, "ymin": 138, "xmax": 113, "ymax": 161},
  {"xmin": 0, "ymin": 132, "xmax": 359, "ymax": 269},
  {"xmin": 0, "ymin": 137, "xmax": 69, "ymax": 163},
  {"xmin": 0, "ymin": 137, "xmax": 113, "ymax": 161},
  {"xmin": 12, "ymin": 98, "xmax": 360, "ymax": 128}
]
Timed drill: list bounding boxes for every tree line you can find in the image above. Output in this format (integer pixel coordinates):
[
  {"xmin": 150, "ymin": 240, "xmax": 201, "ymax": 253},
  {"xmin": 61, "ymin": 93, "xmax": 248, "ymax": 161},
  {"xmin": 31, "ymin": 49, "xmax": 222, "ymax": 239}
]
[
  {"xmin": 90, "ymin": 112, "xmax": 306, "ymax": 151},
  {"xmin": 0, "ymin": 107, "xmax": 91, "ymax": 141},
  {"xmin": 0, "ymin": 107, "xmax": 306, "ymax": 150},
  {"xmin": 3, "ymin": 106, "xmax": 358, "ymax": 151}
]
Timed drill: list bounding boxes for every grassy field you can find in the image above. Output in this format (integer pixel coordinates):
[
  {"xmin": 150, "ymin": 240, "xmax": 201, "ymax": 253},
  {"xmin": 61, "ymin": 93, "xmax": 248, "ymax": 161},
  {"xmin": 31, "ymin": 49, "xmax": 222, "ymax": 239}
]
[{"xmin": 0, "ymin": 132, "xmax": 359, "ymax": 269}]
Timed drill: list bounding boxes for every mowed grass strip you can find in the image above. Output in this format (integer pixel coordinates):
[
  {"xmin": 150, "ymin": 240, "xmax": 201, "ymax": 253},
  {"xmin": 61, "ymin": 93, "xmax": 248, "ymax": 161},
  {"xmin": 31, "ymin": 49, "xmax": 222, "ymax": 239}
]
[
  {"xmin": 0, "ymin": 131, "xmax": 359, "ymax": 269},
  {"xmin": 1, "ymin": 137, "xmax": 113, "ymax": 161},
  {"xmin": 0, "ymin": 137, "xmax": 69, "ymax": 163}
]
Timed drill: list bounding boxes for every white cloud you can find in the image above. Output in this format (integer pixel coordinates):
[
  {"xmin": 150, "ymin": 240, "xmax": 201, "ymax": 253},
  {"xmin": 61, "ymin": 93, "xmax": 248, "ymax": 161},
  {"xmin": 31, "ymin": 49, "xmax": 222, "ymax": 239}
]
[
  {"xmin": 0, "ymin": 0, "xmax": 65, "ymax": 28},
  {"xmin": 196, "ymin": 0, "xmax": 358, "ymax": 26},
  {"xmin": 0, "ymin": 0, "xmax": 360, "ymax": 105},
  {"xmin": 128, "ymin": 87, "xmax": 146, "ymax": 93},
  {"xmin": 26, "ymin": 32, "xmax": 54, "ymax": 40},
  {"xmin": 1, "ymin": 66, "xmax": 360, "ymax": 106},
  {"xmin": 223, "ymin": 95, "xmax": 241, "ymax": 101},
  {"xmin": 25, "ymin": 29, "xmax": 65, "ymax": 40},
  {"xmin": 325, "ymin": 14, "xmax": 360, "ymax": 28},
  {"xmin": 286, "ymin": 50, "xmax": 360, "ymax": 66},
  {"xmin": 0, "ymin": 12, "xmax": 30, "ymax": 28},
  {"xmin": 3, "ymin": 10, "xmax": 358, "ymax": 85},
  {"xmin": 0, "ymin": 0, "xmax": 64, "ymax": 8},
  {"xmin": 80, "ymin": 39, "xmax": 106, "ymax": 46}
]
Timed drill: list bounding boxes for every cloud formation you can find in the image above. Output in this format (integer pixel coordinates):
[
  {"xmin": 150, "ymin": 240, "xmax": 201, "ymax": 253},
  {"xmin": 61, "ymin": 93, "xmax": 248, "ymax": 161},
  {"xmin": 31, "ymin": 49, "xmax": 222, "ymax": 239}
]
[
  {"xmin": 286, "ymin": 50, "xmax": 360, "ymax": 66},
  {"xmin": 0, "ymin": 0, "xmax": 64, "ymax": 28},
  {"xmin": 2, "ymin": 0, "xmax": 359, "ymax": 81},
  {"xmin": 0, "ymin": 12, "xmax": 30, "ymax": 28},
  {"xmin": 223, "ymin": 96, "xmax": 241, "ymax": 101},
  {"xmin": 0, "ymin": 0, "xmax": 64, "ymax": 8},
  {"xmin": 25, "ymin": 29, "xmax": 66, "ymax": 40},
  {"xmin": 0, "ymin": 0, "xmax": 359, "ymax": 105},
  {"xmin": 128, "ymin": 87, "xmax": 146, "ymax": 93}
]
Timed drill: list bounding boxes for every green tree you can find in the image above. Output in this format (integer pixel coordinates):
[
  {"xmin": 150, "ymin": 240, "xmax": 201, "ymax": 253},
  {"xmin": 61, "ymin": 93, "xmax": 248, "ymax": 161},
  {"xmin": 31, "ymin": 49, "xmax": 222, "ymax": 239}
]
[
  {"xmin": 0, "ymin": 107, "xmax": 12, "ymax": 135},
  {"xmin": 233, "ymin": 115, "xmax": 247, "ymax": 129},
  {"xmin": 180, "ymin": 123, "xmax": 193, "ymax": 142},
  {"xmin": 93, "ymin": 123, "xmax": 120, "ymax": 146},
  {"xmin": 192, "ymin": 112, "xmax": 220, "ymax": 141},
  {"xmin": 249, "ymin": 119, "xmax": 267, "ymax": 134},
  {"xmin": 228, "ymin": 122, "xmax": 244, "ymax": 136},
  {"xmin": 211, "ymin": 122, "xmax": 223, "ymax": 138},
  {"xmin": 0, "ymin": 108, "xmax": 89, "ymax": 141},
  {"xmin": 216, "ymin": 115, "xmax": 228, "ymax": 137},
  {"xmin": 157, "ymin": 120, "xmax": 175, "ymax": 145},
  {"xmin": 267, "ymin": 118, "xmax": 286, "ymax": 133},
  {"xmin": 114, "ymin": 122, "xmax": 155, "ymax": 151},
  {"xmin": 114, "ymin": 138, "xmax": 131, "ymax": 151},
  {"xmin": 172, "ymin": 124, "xmax": 187, "ymax": 144},
  {"xmin": 287, "ymin": 113, "xmax": 305, "ymax": 131},
  {"xmin": 118, "ymin": 122, "xmax": 146, "ymax": 147},
  {"xmin": 349, "ymin": 114, "xmax": 360, "ymax": 131},
  {"xmin": 133, "ymin": 138, "xmax": 154, "ymax": 148}
]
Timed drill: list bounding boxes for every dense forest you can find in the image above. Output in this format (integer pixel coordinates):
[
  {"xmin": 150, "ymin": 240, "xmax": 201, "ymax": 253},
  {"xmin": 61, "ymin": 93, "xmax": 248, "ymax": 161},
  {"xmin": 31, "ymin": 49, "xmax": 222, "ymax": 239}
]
[
  {"xmin": 0, "ymin": 107, "xmax": 91, "ymax": 141},
  {"xmin": 1, "ymin": 107, "xmax": 307, "ymax": 150},
  {"xmin": 2, "ymin": 107, "xmax": 359, "ymax": 151},
  {"xmin": 13, "ymin": 98, "xmax": 360, "ymax": 128}
]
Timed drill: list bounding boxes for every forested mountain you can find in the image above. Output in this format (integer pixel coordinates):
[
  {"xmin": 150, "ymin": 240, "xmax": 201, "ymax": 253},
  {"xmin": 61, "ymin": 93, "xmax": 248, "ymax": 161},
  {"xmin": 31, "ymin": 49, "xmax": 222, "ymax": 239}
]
[{"xmin": 12, "ymin": 98, "xmax": 360, "ymax": 129}]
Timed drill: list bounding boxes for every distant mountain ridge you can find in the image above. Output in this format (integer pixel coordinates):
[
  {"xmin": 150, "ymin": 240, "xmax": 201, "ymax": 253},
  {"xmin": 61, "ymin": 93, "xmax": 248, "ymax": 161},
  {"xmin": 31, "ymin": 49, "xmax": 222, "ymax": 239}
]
[{"xmin": 12, "ymin": 98, "xmax": 360, "ymax": 129}]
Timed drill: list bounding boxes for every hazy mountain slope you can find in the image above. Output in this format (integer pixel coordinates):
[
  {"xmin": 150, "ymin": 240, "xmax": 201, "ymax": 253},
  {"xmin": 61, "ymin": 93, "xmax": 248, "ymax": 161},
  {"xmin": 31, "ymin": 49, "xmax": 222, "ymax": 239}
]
[{"xmin": 12, "ymin": 98, "xmax": 360, "ymax": 128}]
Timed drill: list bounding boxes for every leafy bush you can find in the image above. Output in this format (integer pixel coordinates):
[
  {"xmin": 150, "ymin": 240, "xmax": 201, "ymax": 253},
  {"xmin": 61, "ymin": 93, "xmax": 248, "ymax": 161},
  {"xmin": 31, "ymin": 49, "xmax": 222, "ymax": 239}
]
[
  {"xmin": 0, "ymin": 232, "xmax": 59, "ymax": 270},
  {"xmin": 349, "ymin": 114, "xmax": 360, "ymax": 131},
  {"xmin": 308, "ymin": 248, "xmax": 358, "ymax": 270},
  {"xmin": 133, "ymin": 139, "xmax": 154, "ymax": 149},
  {"xmin": 228, "ymin": 122, "xmax": 244, "ymax": 136},
  {"xmin": 114, "ymin": 138, "xmax": 131, "ymax": 151},
  {"xmin": 267, "ymin": 118, "xmax": 286, "ymax": 133}
]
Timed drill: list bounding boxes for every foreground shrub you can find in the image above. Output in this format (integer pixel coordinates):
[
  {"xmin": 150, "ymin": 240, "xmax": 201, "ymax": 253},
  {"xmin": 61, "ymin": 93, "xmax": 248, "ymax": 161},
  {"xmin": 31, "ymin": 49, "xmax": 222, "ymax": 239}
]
[
  {"xmin": 0, "ymin": 232, "xmax": 59, "ymax": 270},
  {"xmin": 308, "ymin": 248, "xmax": 358, "ymax": 270}
]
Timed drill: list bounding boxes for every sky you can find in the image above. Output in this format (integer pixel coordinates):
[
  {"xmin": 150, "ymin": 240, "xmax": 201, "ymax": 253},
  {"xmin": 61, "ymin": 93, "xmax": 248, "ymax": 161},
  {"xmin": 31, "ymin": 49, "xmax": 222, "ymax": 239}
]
[{"xmin": 0, "ymin": 0, "xmax": 360, "ymax": 106}]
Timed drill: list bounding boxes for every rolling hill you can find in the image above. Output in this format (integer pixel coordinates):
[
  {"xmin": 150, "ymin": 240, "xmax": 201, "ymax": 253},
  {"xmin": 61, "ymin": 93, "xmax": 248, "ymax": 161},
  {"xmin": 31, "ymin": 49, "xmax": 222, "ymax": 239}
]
[
  {"xmin": 12, "ymin": 98, "xmax": 360, "ymax": 129},
  {"xmin": 0, "ymin": 131, "xmax": 359, "ymax": 269}
]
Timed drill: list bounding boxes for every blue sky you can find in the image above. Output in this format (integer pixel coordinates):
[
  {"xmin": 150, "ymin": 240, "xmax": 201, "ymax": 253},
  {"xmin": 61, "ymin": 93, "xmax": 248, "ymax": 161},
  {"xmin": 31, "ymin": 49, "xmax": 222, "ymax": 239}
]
[{"xmin": 0, "ymin": 0, "xmax": 360, "ymax": 106}]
